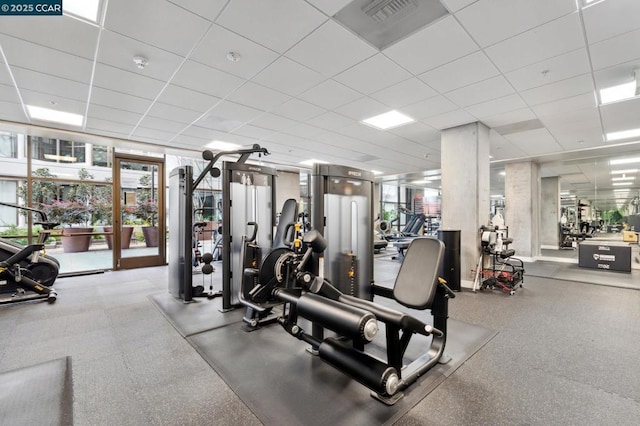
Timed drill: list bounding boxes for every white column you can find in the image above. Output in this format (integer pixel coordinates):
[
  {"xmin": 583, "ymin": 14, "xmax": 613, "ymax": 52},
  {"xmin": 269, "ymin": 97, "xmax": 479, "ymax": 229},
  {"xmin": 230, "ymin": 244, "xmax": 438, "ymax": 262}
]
[
  {"xmin": 540, "ymin": 176, "xmax": 560, "ymax": 249},
  {"xmin": 505, "ymin": 161, "xmax": 540, "ymax": 259},
  {"xmin": 441, "ymin": 122, "xmax": 490, "ymax": 287}
]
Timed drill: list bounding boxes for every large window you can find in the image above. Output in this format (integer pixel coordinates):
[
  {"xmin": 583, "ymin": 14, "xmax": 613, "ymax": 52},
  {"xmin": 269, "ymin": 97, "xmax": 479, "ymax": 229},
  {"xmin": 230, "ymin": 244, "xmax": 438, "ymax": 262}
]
[
  {"xmin": 0, "ymin": 132, "xmax": 17, "ymax": 158},
  {"xmin": 31, "ymin": 137, "xmax": 86, "ymax": 163}
]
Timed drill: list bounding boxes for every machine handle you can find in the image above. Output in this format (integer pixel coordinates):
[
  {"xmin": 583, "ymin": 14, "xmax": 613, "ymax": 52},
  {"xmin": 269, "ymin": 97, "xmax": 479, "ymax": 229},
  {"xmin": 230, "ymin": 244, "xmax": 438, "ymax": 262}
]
[
  {"xmin": 437, "ymin": 277, "xmax": 456, "ymax": 298},
  {"xmin": 246, "ymin": 222, "xmax": 258, "ymax": 243}
]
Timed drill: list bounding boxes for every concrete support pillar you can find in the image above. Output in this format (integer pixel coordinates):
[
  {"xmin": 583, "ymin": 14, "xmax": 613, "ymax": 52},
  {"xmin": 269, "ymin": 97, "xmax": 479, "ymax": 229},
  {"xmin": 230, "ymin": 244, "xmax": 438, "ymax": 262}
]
[
  {"xmin": 441, "ymin": 122, "xmax": 490, "ymax": 287},
  {"xmin": 540, "ymin": 177, "xmax": 560, "ymax": 249},
  {"xmin": 505, "ymin": 161, "xmax": 540, "ymax": 258}
]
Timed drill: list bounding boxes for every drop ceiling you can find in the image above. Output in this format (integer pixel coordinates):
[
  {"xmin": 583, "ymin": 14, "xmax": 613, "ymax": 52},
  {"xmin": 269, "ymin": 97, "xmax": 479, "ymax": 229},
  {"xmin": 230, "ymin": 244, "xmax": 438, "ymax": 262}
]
[{"xmin": 1, "ymin": 0, "xmax": 640, "ymax": 208}]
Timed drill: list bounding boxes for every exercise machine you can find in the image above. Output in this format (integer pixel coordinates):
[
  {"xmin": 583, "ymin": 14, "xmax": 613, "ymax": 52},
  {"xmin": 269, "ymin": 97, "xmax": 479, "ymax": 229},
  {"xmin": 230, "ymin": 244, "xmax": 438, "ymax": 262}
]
[
  {"xmin": 168, "ymin": 144, "xmax": 269, "ymax": 302},
  {"xmin": 0, "ymin": 202, "xmax": 59, "ymax": 304},
  {"xmin": 246, "ymin": 229, "xmax": 455, "ymax": 404},
  {"xmin": 221, "ymin": 159, "xmax": 277, "ymax": 310},
  {"xmin": 240, "ymin": 198, "xmax": 298, "ymax": 330},
  {"xmin": 476, "ymin": 225, "xmax": 524, "ymax": 295},
  {"xmin": 311, "ymin": 164, "xmax": 374, "ymax": 299}
]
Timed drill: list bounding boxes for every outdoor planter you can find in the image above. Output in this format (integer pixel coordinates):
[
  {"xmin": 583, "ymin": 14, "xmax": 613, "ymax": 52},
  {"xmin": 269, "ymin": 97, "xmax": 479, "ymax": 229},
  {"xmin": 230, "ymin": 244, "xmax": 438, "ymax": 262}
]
[
  {"xmin": 104, "ymin": 226, "xmax": 134, "ymax": 250},
  {"xmin": 61, "ymin": 227, "xmax": 93, "ymax": 253}
]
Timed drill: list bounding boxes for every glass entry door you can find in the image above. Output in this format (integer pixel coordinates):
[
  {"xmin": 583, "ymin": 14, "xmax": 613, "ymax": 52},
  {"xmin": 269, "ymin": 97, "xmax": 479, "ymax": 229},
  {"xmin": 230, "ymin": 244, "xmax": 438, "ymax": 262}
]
[{"xmin": 113, "ymin": 153, "xmax": 165, "ymax": 269}]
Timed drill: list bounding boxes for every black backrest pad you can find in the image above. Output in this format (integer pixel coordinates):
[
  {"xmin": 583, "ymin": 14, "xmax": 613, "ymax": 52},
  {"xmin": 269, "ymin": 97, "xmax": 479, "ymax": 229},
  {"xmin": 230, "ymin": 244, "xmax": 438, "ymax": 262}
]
[
  {"xmin": 272, "ymin": 199, "xmax": 298, "ymax": 249},
  {"xmin": 393, "ymin": 237, "xmax": 444, "ymax": 310}
]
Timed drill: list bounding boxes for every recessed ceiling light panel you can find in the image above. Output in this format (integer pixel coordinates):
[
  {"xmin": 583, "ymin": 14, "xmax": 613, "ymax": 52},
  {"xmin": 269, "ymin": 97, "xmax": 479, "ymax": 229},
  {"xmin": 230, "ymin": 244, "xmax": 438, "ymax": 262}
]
[
  {"xmin": 610, "ymin": 169, "xmax": 638, "ymax": 174},
  {"xmin": 599, "ymin": 81, "xmax": 635, "ymax": 104},
  {"xmin": 606, "ymin": 128, "xmax": 640, "ymax": 142},
  {"xmin": 610, "ymin": 156, "xmax": 640, "ymax": 165},
  {"xmin": 64, "ymin": 0, "xmax": 101, "ymax": 22},
  {"xmin": 612, "ymin": 182, "xmax": 633, "ymax": 186},
  {"xmin": 206, "ymin": 140, "xmax": 242, "ymax": 151},
  {"xmin": 362, "ymin": 110, "xmax": 414, "ymax": 130},
  {"xmin": 26, "ymin": 105, "xmax": 83, "ymax": 126}
]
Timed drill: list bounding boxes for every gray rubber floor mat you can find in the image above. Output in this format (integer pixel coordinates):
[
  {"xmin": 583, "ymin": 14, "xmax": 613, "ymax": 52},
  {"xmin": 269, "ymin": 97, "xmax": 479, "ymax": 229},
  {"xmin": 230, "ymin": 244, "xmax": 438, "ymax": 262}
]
[
  {"xmin": 149, "ymin": 292, "xmax": 245, "ymax": 337},
  {"xmin": 188, "ymin": 318, "xmax": 496, "ymax": 426},
  {"xmin": 0, "ymin": 357, "xmax": 73, "ymax": 426}
]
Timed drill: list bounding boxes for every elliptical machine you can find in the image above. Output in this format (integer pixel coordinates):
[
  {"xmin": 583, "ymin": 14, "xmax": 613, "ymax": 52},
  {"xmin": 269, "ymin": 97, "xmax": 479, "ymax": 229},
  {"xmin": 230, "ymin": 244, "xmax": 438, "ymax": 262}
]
[{"xmin": 0, "ymin": 202, "xmax": 59, "ymax": 304}]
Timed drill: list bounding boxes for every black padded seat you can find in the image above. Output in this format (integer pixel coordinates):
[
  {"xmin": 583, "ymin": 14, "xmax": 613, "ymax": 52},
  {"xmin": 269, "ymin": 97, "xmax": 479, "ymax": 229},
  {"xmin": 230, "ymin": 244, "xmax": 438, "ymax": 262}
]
[{"xmin": 393, "ymin": 237, "xmax": 444, "ymax": 310}]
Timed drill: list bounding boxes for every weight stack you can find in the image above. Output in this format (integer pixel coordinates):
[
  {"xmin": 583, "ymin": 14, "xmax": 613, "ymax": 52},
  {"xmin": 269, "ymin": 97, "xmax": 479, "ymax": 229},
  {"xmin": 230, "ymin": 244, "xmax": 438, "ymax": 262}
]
[{"xmin": 437, "ymin": 230, "xmax": 461, "ymax": 291}]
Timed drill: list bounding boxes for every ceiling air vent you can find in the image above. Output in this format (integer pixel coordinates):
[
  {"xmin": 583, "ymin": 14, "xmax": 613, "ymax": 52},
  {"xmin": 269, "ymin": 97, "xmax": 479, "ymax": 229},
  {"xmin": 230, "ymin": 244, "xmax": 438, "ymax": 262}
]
[
  {"xmin": 334, "ymin": 0, "xmax": 449, "ymax": 50},
  {"xmin": 363, "ymin": 0, "xmax": 417, "ymax": 23}
]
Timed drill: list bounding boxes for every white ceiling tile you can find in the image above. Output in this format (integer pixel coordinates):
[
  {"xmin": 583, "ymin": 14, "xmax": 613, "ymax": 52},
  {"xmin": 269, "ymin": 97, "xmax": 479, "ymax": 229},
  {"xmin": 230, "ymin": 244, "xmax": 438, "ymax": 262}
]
[
  {"xmin": 383, "ymin": 15, "xmax": 479, "ymax": 75},
  {"xmin": 11, "ymin": 67, "xmax": 88, "ymax": 101},
  {"xmin": 91, "ymin": 87, "xmax": 153, "ymax": 114},
  {"xmin": 489, "ymin": 131, "xmax": 528, "ymax": 160},
  {"xmin": 589, "ymin": 28, "xmax": 640, "ymax": 71},
  {"xmin": 547, "ymin": 120, "xmax": 603, "ymax": 149},
  {"xmin": 456, "ymin": 0, "xmax": 576, "ymax": 47},
  {"xmin": 520, "ymin": 74, "xmax": 593, "ymax": 106},
  {"xmin": 156, "ymin": 84, "xmax": 221, "ymax": 112},
  {"xmin": 271, "ymin": 99, "xmax": 326, "ymax": 121},
  {"xmin": 446, "ymin": 76, "xmax": 515, "ymax": 107},
  {"xmin": 334, "ymin": 54, "xmax": 412, "ymax": 95},
  {"xmin": 418, "ymin": 51, "xmax": 499, "ymax": 93},
  {"xmin": 93, "ymin": 63, "xmax": 164, "ymax": 100},
  {"xmin": 20, "ymin": 90, "xmax": 86, "ymax": 115},
  {"xmin": 206, "ymin": 101, "xmax": 262, "ymax": 123},
  {"xmin": 441, "ymin": 0, "xmax": 476, "ymax": 13},
  {"xmin": 423, "ymin": 109, "xmax": 477, "ymax": 130},
  {"xmin": 216, "ymin": 0, "xmax": 326, "ymax": 53},
  {"xmin": 0, "ymin": 35, "xmax": 94, "ymax": 84},
  {"xmin": 484, "ymin": 12, "xmax": 584, "ymax": 73},
  {"xmin": 181, "ymin": 125, "xmax": 226, "ymax": 140},
  {"xmin": 252, "ymin": 57, "xmax": 325, "ymax": 96},
  {"xmin": 190, "ymin": 24, "xmax": 279, "ymax": 79},
  {"xmin": 582, "ymin": 0, "xmax": 640, "ymax": 45},
  {"xmin": 285, "ymin": 20, "xmax": 377, "ymax": 77},
  {"xmin": 85, "ymin": 118, "xmax": 135, "ymax": 136},
  {"xmin": 532, "ymin": 93, "xmax": 597, "ymax": 122},
  {"xmin": 504, "ymin": 128, "xmax": 562, "ymax": 156},
  {"xmin": 298, "ymin": 79, "xmax": 362, "ymax": 110},
  {"xmin": 226, "ymin": 82, "xmax": 290, "ymax": 111},
  {"xmin": 105, "ymin": 0, "xmax": 210, "ymax": 56},
  {"xmin": 195, "ymin": 101, "xmax": 262, "ymax": 132},
  {"xmin": 480, "ymin": 107, "xmax": 537, "ymax": 128},
  {"xmin": 283, "ymin": 123, "xmax": 326, "ymax": 139},
  {"xmin": 600, "ymin": 97, "xmax": 640, "ymax": 134},
  {"xmin": 539, "ymin": 105, "xmax": 601, "ymax": 131},
  {"xmin": 132, "ymin": 127, "xmax": 178, "ymax": 142},
  {"xmin": 171, "ymin": 60, "xmax": 244, "ymax": 98},
  {"xmin": 505, "ymin": 48, "xmax": 591, "ymax": 92},
  {"xmin": 0, "ymin": 100, "xmax": 26, "ymax": 122},
  {"xmin": 466, "ymin": 94, "xmax": 527, "ymax": 119},
  {"xmin": 305, "ymin": 0, "xmax": 351, "ymax": 16},
  {"xmin": 0, "ymin": 15, "xmax": 98, "ymax": 59},
  {"xmin": 171, "ymin": 134, "xmax": 210, "ymax": 148},
  {"xmin": 137, "ymin": 116, "xmax": 188, "ymax": 133},
  {"xmin": 387, "ymin": 122, "xmax": 440, "ymax": 145},
  {"xmin": 0, "ymin": 83, "xmax": 20, "ymax": 104},
  {"xmin": 147, "ymin": 102, "xmax": 203, "ymax": 124},
  {"xmin": 87, "ymin": 104, "xmax": 143, "ymax": 125},
  {"xmin": 167, "ymin": 0, "xmax": 228, "ymax": 21},
  {"xmin": 249, "ymin": 113, "xmax": 298, "ymax": 131},
  {"xmin": 0, "ymin": 61, "xmax": 11, "ymax": 86},
  {"xmin": 402, "ymin": 95, "xmax": 458, "ymax": 120},
  {"xmin": 97, "ymin": 30, "xmax": 185, "ymax": 82},
  {"xmin": 370, "ymin": 78, "xmax": 437, "ymax": 108},
  {"xmin": 306, "ymin": 111, "xmax": 354, "ymax": 131},
  {"xmin": 230, "ymin": 124, "xmax": 275, "ymax": 140},
  {"xmin": 334, "ymin": 97, "xmax": 389, "ymax": 121}
]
